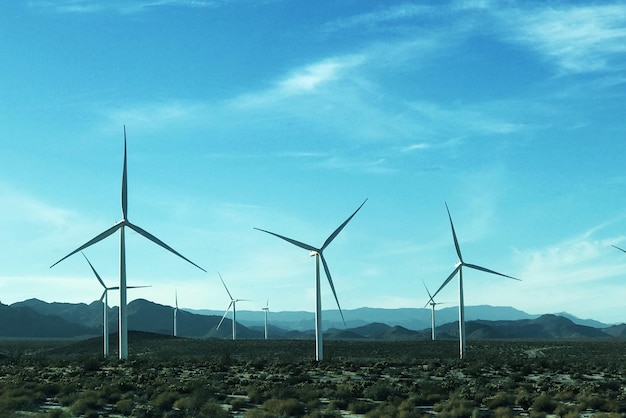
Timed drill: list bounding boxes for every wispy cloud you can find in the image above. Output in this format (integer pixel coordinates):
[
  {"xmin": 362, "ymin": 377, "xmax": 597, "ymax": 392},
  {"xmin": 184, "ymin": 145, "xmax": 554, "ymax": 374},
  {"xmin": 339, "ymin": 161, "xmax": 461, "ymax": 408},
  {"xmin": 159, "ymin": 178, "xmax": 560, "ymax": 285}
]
[
  {"xmin": 0, "ymin": 186, "xmax": 74, "ymax": 229},
  {"xmin": 401, "ymin": 143, "xmax": 431, "ymax": 152},
  {"xmin": 232, "ymin": 55, "xmax": 365, "ymax": 107},
  {"xmin": 323, "ymin": 3, "xmax": 434, "ymax": 34},
  {"xmin": 30, "ymin": 0, "xmax": 217, "ymax": 14},
  {"xmin": 500, "ymin": 4, "xmax": 626, "ymax": 74}
]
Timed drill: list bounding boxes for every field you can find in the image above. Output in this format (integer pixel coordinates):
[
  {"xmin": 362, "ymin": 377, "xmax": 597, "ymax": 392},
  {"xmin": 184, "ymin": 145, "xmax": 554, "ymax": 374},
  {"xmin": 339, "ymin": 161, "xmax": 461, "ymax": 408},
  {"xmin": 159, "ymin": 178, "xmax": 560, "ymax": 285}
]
[{"xmin": 1, "ymin": 333, "xmax": 625, "ymax": 417}]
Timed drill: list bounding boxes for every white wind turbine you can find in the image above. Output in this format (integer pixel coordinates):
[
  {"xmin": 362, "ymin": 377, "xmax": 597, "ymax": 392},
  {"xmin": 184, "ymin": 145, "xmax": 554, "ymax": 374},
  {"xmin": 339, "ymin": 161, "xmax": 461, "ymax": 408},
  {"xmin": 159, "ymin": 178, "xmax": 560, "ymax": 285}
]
[
  {"xmin": 255, "ymin": 199, "xmax": 367, "ymax": 361},
  {"xmin": 422, "ymin": 281, "xmax": 442, "ymax": 341},
  {"xmin": 431, "ymin": 203, "xmax": 519, "ymax": 359},
  {"xmin": 216, "ymin": 273, "xmax": 249, "ymax": 340},
  {"xmin": 173, "ymin": 288, "xmax": 178, "ymax": 337},
  {"xmin": 262, "ymin": 299, "xmax": 270, "ymax": 340},
  {"xmin": 81, "ymin": 252, "xmax": 149, "ymax": 357},
  {"xmin": 51, "ymin": 127, "xmax": 206, "ymax": 359}
]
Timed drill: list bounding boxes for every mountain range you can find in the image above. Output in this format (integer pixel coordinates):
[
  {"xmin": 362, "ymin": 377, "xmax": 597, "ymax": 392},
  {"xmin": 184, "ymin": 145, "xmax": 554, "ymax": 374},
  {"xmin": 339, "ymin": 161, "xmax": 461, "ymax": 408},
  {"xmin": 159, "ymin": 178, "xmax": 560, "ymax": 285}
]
[{"xmin": 1, "ymin": 298, "xmax": 624, "ymax": 340}]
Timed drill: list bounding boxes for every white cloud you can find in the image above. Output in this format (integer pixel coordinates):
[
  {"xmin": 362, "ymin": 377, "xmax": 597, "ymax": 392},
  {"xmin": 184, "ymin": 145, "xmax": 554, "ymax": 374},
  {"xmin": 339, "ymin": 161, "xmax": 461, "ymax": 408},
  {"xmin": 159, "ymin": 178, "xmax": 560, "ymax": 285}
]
[
  {"xmin": 30, "ymin": 0, "xmax": 217, "ymax": 14},
  {"xmin": 232, "ymin": 56, "xmax": 364, "ymax": 107},
  {"xmin": 0, "ymin": 186, "xmax": 74, "ymax": 229},
  {"xmin": 323, "ymin": 4, "xmax": 433, "ymax": 33},
  {"xmin": 500, "ymin": 4, "xmax": 626, "ymax": 74}
]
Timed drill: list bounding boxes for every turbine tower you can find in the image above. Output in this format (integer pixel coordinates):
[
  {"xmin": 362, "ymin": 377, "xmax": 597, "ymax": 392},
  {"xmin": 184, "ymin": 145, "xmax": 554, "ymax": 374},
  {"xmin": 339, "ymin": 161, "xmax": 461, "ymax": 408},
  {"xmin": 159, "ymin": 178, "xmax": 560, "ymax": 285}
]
[
  {"xmin": 262, "ymin": 299, "xmax": 270, "ymax": 340},
  {"xmin": 216, "ymin": 273, "xmax": 249, "ymax": 340},
  {"xmin": 173, "ymin": 288, "xmax": 178, "ymax": 337},
  {"xmin": 81, "ymin": 252, "xmax": 149, "ymax": 357},
  {"xmin": 255, "ymin": 198, "xmax": 367, "ymax": 361},
  {"xmin": 51, "ymin": 126, "xmax": 206, "ymax": 359},
  {"xmin": 422, "ymin": 281, "xmax": 441, "ymax": 341},
  {"xmin": 431, "ymin": 202, "xmax": 519, "ymax": 359}
]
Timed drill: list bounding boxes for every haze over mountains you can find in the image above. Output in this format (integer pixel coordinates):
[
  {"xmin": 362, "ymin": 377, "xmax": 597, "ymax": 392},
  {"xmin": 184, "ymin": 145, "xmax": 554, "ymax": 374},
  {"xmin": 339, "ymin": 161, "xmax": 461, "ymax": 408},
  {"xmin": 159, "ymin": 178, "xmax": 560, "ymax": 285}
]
[{"xmin": 2, "ymin": 299, "xmax": 624, "ymax": 340}]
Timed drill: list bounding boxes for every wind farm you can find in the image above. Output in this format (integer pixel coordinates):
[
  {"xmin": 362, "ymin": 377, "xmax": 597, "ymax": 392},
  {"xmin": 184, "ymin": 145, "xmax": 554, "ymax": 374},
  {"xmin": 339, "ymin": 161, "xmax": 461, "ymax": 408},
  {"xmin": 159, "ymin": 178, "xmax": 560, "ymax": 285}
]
[{"xmin": 5, "ymin": 0, "xmax": 626, "ymax": 415}]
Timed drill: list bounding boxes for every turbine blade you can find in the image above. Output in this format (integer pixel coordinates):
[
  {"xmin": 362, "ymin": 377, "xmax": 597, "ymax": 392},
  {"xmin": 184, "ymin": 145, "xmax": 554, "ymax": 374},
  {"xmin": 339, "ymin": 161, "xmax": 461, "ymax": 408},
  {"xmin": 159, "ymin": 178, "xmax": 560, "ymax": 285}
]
[
  {"xmin": 216, "ymin": 302, "xmax": 233, "ymax": 330},
  {"xmin": 81, "ymin": 251, "xmax": 107, "ymax": 289},
  {"xmin": 431, "ymin": 264, "xmax": 461, "ymax": 300},
  {"xmin": 320, "ymin": 254, "xmax": 346, "ymax": 326},
  {"xmin": 50, "ymin": 223, "xmax": 121, "ymax": 268},
  {"xmin": 122, "ymin": 126, "xmax": 128, "ymax": 220},
  {"xmin": 127, "ymin": 285, "xmax": 151, "ymax": 289},
  {"xmin": 422, "ymin": 280, "xmax": 435, "ymax": 308},
  {"xmin": 612, "ymin": 245, "xmax": 626, "ymax": 254},
  {"xmin": 100, "ymin": 290, "xmax": 106, "ymax": 302},
  {"xmin": 321, "ymin": 198, "xmax": 367, "ymax": 251},
  {"xmin": 254, "ymin": 228, "xmax": 318, "ymax": 252},
  {"xmin": 218, "ymin": 272, "xmax": 234, "ymax": 300},
  {"xmin": 464, "ymin": 263, "xmax": 520, "ymax": 280},
  {"xmin": 126, "ymin": 221, "xmax": 206, "ymax": 272},
  {"xmin": 445, "ymin": 202, "xmax": 463, "ymax": 263},
  {"xmin": 175, "ymin": 288, "xmax": 178, "ymax": 309}
]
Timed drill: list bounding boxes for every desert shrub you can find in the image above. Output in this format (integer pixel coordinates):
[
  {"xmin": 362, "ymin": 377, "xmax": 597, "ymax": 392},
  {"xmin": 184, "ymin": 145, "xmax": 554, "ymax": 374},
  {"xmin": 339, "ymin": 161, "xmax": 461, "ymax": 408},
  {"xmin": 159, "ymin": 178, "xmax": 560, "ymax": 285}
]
[
  {"xmin": 69, "ymin": 390, "xmax": 106, "ymax": 416},
  {"xmin": 245, "ymin": 408, "xmax": 272, "ymax": 418},
  {"xmin": 484, "ymin": 391, "xmax": 513, "ymax": 409},
  {"xmin": 35, "ymin": 409, "xmax": 71, "ymax": 418},
  {"xmin": 531, "ymin": 393, "xmax": 556, "ymax": 414},
  {"xmin": 80, "ymin": 356, "xmax": 102, "ymax": 372},
  {"xmin": 492, "ymin": 406, "xmax": 514, "ymax": 418},
  {"xmin": 554, "ymin": 402, "xmax": 578, "ymax": 417},
  {"xmin": 349, "ymin": 400, "xmax": 375, "ymax": 414},
  {"xmin": 262, "ymin": 397, "xmax": 306, "ymax": 416},
  {"xmin": 0, "ymin": 386, "xmax": 46, "ymax": 414},
  {"xmin": 152, "ymin": 390, "xmax": 179, "ymax": 412},
  {"xmin": 246, "ymin": 386, "xmax": 268, "ymax": 404},
  {"xmin": 363, "ymin": 381, "xmax": 401, "ymax": 401},
  {"xmin": 365, "ymin": 404, "xmax": 399, "ymax": 417},
  {"xmin": 229, "ymin": 396, "xmax": 248, "ymax": 411},
  {"xmin": 115, "ymin": 397, "xmax": 134, "ymax": 415},
  {"xmin": 199, "ymin": 399, "xmax": 229, "ymax": 417},
  {"xmin": 433, "ymin": 393, "xmax": 476, "ymax": 418},
  {"xmin": 334, "ymin": 382, "xmax": 362, "ymax": 402}
]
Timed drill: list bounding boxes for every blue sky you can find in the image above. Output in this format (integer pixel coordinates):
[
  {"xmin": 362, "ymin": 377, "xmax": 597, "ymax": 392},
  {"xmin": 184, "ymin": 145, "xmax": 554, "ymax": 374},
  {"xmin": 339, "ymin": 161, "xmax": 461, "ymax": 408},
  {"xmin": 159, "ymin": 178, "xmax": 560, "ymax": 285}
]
[{"xmin": 2, "ymin": 0, "xmax": 626, "ymax": 324}]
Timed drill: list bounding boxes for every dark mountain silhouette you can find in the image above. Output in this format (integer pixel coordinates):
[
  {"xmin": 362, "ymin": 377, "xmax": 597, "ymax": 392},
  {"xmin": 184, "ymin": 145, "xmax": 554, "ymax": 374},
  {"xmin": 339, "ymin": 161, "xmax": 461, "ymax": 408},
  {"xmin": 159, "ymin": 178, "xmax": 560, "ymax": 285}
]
[
  {"xmin": 4, "ymin": 299, "xmax": 618, "ymax": 340},
  {"xmin": 0, "ymin": 302, "xmax": 99, "ymax": 338},
  {"xmin": 434, "ymin": 314, "xmax": 609, "ymax": 340},
  {"xmin": 188, "ymin": 304, "xmax": 546, "ymax": 331}
]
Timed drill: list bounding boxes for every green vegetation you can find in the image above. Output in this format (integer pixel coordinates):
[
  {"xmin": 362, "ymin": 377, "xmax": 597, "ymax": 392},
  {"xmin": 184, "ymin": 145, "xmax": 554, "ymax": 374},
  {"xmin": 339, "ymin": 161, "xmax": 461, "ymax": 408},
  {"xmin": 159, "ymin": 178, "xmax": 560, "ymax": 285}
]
[{"xmin": 0, "ymin": 336, "xmax": 625, "ymax": 417}]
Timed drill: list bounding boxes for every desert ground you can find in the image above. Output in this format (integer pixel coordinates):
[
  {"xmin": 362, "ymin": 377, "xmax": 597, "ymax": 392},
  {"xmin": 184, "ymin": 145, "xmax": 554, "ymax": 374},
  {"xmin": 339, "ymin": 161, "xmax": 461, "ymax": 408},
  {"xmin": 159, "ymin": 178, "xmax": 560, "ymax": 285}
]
[{"xmin": 0, "ymin": 333, "xmax": 625, "ymax": 417}]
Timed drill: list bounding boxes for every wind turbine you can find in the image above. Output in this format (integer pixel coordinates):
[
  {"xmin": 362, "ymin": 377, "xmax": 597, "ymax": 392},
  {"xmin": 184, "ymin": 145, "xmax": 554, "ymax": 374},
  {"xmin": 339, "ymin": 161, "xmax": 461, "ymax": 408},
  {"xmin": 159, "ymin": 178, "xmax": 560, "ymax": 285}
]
[
  {"xmin": 216, "ymin": 273, "xmax": 249, "ymax": 340},
  {"xmin": 173, "ymin": 288, "xmax": 178, "ymax": 337},
  {"xmin": 51, "ymin": 126, "xmax": 206, "ymax": 359},
  {"xmin": 255, "ymin": 198, "xmax": 367, "ymax": 361},
  {"xmin": 431, "ymin": 203, "xmax": 519, "ymax": 359},
  {"xmin": 80, "ymin": 252, "xmax": 149, "ymax": 357},
  {"xmin": 422, "ymin": 281, "xmax": 442, "ymax": 341},
  {"xmin": 262, "ymin": 299, "xmax": 270, "ymax": 340}
]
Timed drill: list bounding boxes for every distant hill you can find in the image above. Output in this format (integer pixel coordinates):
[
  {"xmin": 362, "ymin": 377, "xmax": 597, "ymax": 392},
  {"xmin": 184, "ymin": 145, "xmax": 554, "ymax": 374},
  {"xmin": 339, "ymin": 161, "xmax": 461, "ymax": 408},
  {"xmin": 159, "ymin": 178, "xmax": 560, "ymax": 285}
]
[
  {"xmin": 435, "ymin": 314, "xmax": 610, "ymax": 340},
  {"xmin": 187, "ymin": 305, "xmax": 545, "ymax": 331},
  {"xmin": 4, "ymin": 299, "xmax": 618, "ymax": 340},
  {"xmin": 0, "ymin": 302, "xmax": 99, "ymax": 338}
]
